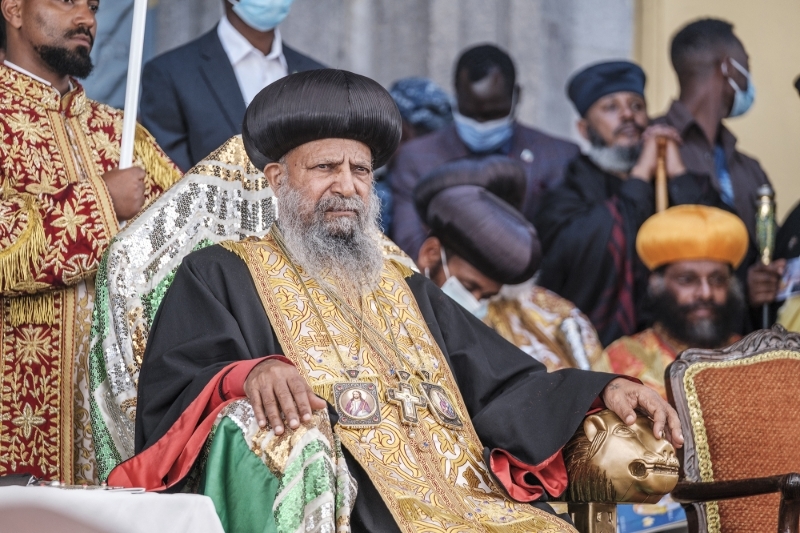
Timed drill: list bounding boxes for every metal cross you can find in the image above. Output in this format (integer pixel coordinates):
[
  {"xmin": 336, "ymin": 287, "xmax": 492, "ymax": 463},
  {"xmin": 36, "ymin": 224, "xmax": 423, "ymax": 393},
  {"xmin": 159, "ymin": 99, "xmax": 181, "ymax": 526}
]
[{"xmin": 387, "ymin": 382, "xmax": 427, "ymax": 425}]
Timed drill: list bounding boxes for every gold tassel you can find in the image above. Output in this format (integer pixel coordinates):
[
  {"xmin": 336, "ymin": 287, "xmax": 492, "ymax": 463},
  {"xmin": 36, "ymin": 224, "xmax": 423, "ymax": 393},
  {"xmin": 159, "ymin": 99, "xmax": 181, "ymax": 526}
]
[
  {"xmin": 390, "ymin": 259, "xmax": 414, "ymax": 279},
  {"xmin": 134, "ymin": 125, "xmax": 182, "ymax": 191},
  {"xmin": 311, "ymin": 383, "xmax": 335, "ymax": 404},
  {"xmin": 0, "ymin": 194, "xmax": 46, "ymax": 293},
  {"xmin": 9, "ymin": 292, "xmax": 55, "ymax": 326}
]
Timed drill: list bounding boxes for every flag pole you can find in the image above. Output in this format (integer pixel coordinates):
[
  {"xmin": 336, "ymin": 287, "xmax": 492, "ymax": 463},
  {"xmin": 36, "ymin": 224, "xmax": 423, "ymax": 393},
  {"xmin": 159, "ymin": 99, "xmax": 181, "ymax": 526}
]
[{"xmin": 119, "ymin": 0, "xmax": 149, "ymax": 169}]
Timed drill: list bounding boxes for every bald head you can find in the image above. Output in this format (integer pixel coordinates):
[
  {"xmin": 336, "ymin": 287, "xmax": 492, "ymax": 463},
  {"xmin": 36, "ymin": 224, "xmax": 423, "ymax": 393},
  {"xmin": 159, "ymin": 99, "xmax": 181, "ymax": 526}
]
[{"xmin": 670, "ymin": 18, "xmax": 744, "ymax": 86}]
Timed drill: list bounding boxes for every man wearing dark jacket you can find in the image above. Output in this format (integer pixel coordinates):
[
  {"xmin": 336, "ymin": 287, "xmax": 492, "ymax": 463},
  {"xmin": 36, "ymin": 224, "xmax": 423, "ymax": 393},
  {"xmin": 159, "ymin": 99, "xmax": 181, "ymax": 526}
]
[
  {"xmin": 390, "ymin": 44, "xmax": 579, "ymax": 259},
  {"xmin": 140, "ymin": 0, "xmax": 324, "ymax": 171},
  {"xmin": 653, "ymin": 18, "xmax": 783, "ymax": 327},
  {"xmin": 534, "ymin": 61, "xmax": 724, "ymax": 347}
]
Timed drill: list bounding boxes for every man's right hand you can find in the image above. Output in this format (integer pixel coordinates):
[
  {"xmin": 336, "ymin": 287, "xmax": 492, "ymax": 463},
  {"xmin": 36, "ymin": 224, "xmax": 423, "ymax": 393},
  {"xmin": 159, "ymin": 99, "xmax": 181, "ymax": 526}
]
[
  {"xmin": 630, "ymin": 125, "xmax": 684, "ymax": 182},
  {"xmin": 244, "ymin": 359, "xmax": 327, "ymax": 435},
  {"xmin": 102, "ymin": 167, "xmax": 146, "ymax": 221},
  {"xmin": 747, "ymin": 259, "xmax": 786, "ymax": 306}
]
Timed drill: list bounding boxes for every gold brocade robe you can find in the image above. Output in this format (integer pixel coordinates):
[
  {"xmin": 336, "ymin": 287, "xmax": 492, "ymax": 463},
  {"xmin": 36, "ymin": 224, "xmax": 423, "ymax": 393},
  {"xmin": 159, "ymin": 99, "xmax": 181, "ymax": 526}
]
[
  {"xmin": 603, "ymin": 326, "xmax": 739, "ymax": 400},
  {"xmin": 603, "ymin": 327, "xmax": 688, "ymax": 400},
  {"xmin": 0, "ymin": 64, "xmax": 181, "ymax": 483},
  {"xmin": 226, "ymin": 235, "xmax": 575, "ymax": 533},
  {"xmin": 485, "ymin": 285, "xmax": 610, "ymax": 372}
]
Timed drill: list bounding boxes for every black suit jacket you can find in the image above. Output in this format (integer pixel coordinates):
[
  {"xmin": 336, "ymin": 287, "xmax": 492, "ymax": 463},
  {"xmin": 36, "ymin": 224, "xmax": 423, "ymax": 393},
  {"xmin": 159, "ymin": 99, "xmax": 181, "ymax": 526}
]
[{"xmin": 141, "ymin": 27, "xmax": 325, "ymax": 172}]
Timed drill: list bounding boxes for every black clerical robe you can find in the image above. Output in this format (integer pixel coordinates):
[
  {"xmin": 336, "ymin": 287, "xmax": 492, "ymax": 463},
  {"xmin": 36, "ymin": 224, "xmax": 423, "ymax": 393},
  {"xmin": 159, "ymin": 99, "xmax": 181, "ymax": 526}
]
[
  {"xmin": 131, "ymin": 244, "xmax": 616, "ymax": 532},
  {"xmin": 534, "ymin": 155, "xmax": 724, "ymax": 346}
]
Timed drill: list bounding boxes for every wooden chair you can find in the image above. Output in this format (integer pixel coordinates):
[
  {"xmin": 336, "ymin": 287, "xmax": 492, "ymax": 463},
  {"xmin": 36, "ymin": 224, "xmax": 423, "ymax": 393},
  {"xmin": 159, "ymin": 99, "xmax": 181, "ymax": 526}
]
[{"xmin": 666, "ymin": 325, "xmax": 800, "ymax": 533}]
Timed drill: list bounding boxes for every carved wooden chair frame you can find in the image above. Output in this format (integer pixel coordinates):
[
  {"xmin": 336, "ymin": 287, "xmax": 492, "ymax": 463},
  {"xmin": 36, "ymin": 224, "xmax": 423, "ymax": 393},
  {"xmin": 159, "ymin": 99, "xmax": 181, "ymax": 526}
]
[{"xmin": 666, "ymin": 325, "xmax": 800, "ymax": 533}]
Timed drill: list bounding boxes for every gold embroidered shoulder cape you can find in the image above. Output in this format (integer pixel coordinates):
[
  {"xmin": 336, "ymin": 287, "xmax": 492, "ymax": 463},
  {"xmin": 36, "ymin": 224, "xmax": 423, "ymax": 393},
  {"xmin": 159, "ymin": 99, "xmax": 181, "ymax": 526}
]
[
  {"xmin": 225, "ymin": 234, "xmax": 575, "ymax": 533},
  {"xmin": 485, "ymin": 284, "xmax": 609, "ymax": 372},
  {"xmin": 0, "ymin": 64, "xmax": 181, "ymax": 483}
]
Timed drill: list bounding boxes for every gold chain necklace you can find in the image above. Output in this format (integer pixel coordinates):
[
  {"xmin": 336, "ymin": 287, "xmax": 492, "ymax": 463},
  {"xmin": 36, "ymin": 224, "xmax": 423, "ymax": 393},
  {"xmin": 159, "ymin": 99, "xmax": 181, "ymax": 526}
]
[{"xmin": 270, "ymin": 226, "xmax": 462, "ymax": 429}]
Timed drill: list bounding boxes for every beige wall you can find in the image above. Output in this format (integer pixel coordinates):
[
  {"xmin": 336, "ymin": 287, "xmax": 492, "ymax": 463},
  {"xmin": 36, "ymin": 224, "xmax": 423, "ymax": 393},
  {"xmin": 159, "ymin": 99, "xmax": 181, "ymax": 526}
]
[{"xmin": 636, "ymin": 0, "xmax": 800, "ymax": 222}]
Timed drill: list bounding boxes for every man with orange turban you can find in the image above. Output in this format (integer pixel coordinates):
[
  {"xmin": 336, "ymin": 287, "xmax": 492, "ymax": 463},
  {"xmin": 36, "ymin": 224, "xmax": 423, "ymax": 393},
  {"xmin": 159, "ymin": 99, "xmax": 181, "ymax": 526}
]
[{"xmin": 604, "ymin": 205, "xmax": 748, "ymax": 399}]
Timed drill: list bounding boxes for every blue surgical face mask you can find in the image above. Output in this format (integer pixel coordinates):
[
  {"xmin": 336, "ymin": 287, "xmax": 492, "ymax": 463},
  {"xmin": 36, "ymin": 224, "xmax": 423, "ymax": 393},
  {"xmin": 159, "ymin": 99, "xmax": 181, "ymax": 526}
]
[
  {"xmin": 452, "ymin": 98, "xmax": 515, "ymax": 153},
  {"xmin": 724, "ymin": 57, "xmax": 755, "ymax": 118},
  {"xmin": 229, "ymin": 0, "xmax": 294, "ymax": 32},
  {"xmin": 438, "ymin": 248, "xmax": 489, "ymax": 319}
]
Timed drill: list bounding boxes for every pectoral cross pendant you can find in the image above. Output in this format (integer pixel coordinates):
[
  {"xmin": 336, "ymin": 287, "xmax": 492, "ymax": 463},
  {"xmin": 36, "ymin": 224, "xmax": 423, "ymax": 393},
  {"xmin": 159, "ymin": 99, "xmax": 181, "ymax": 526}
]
[{"xmin": 387, "ymin": 381, "xmax": 427, "ymax": 425}]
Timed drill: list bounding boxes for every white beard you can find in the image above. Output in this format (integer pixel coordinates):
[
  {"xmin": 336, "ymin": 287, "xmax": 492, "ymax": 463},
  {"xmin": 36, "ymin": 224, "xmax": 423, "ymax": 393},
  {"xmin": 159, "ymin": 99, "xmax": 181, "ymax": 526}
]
[
  {"xmin": 276, "ymin": 177, "xmax": 385, "ymax": 294},
  {"xmin": 586, "ymin": 144, "xmax": 642, "ymax": 174}
]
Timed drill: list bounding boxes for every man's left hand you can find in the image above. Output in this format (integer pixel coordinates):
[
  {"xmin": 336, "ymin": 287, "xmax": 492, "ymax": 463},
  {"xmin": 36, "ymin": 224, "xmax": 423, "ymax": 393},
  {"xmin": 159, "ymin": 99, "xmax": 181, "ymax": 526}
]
[{"xmin": 601, "ymin": 377, "xmax": 684, "ymax": 448}]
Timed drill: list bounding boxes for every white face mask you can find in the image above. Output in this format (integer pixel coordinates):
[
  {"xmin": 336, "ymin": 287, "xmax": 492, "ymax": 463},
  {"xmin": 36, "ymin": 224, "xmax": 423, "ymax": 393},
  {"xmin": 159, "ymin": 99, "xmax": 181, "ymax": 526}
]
[{"xmin": 438, "ymin": 248, "xmax": 489, "ymax": 320}]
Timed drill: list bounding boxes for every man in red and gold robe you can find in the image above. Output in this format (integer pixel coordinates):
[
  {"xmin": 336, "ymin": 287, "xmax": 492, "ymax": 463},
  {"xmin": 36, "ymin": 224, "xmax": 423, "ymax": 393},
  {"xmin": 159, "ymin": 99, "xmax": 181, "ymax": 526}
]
[
  {"xmin": 0, "ymin": 0, "xmax": 181, "ymax": 484},
  {"xmin": 605, "ymin": 206, "xmax": 747, "ymax": 399}
]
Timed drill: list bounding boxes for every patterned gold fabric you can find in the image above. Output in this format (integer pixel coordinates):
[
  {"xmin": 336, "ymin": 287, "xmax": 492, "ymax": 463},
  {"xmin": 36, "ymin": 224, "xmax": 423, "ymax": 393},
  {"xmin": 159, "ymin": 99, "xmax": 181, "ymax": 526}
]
[
  {"xmin": 603, "ymin": 328, "xmax": 684, "ymax": 400},
  {"xmin": 226, "ymin": 234, "xmax": 576, "ymax": 533},
  {"xmin": 0, "ymin": 64, "xmax": 180, "ymax": 483},
  {"xmin": 605, "ymin": 327, "xmax": 739, "ymax": 400},
  {"xmin": 485, "ymin": 284, "xmax": 608, "ymax": 372}
]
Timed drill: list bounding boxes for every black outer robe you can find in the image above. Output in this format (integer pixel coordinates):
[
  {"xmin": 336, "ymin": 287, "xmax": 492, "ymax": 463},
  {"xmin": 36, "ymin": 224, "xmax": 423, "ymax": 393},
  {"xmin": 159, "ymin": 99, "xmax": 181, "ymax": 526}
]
[
  {"xmin": 135, "ymin": 245, "xmax": 616, "ymax": 532},
  {"xmin": 533, "ymin": 155, "xmax": 726, "ymax": 346}
]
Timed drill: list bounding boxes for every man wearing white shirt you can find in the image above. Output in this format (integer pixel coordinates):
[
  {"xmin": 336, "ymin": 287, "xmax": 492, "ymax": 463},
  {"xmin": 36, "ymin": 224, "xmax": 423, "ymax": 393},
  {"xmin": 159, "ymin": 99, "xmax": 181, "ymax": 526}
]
[{"xmin": 141, "ymin": 0, "xmax": 324, "ymax": 171}]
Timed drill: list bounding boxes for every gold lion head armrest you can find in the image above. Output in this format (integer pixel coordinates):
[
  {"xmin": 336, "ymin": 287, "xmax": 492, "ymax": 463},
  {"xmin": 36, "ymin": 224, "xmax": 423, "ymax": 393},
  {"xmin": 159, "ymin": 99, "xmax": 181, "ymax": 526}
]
[{"xmin": 563, "ymin": 409, "xmax": 679, "ymax": 503}]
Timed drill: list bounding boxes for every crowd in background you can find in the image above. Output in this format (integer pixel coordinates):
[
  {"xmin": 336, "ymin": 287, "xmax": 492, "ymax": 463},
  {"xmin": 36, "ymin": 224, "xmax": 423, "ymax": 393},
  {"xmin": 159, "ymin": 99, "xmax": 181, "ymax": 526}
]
[
  {"xmin": 126, "ymin": 2, "xmax": 800, "ymax": 402},
  {"xmin": 2, "ymin": 1, "xmax": 797, "ymax": 386},
  {"xmin": 4, "ymin": 2, "xmax": 800, "ymax": 531}
]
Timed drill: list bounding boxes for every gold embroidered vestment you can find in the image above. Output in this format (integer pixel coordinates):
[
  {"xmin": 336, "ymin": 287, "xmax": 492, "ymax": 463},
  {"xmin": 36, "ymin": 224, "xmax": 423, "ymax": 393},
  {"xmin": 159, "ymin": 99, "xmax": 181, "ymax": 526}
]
[
  {"xmin": 0, "ymin": 64, "xmax": 181, "ymax": 483},
  {"xmin": 485, "ymin": 285, "xmax": 609, "ymax": 372},
  {"xmin": 227, "ymin": 234, "xmax": 575, "ymax": 533}
]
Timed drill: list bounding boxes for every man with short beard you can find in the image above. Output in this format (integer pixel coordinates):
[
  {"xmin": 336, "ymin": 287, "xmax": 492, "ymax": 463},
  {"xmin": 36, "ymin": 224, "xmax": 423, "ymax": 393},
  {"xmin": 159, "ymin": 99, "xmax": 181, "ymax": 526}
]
[
  {"xmin": 604, "ymin": 205, "xmax": 747, "ymax": 399},
  {"xmin": 111, "ymin": 69, "xmax": 684, "ymax": 533},
  {"xmin": 534, "ymin": 60, "xmax": 725, "ymax": 347},
  {"xmin": 0, "ymin": 0, "xmax": 180, "ymax": 483}
]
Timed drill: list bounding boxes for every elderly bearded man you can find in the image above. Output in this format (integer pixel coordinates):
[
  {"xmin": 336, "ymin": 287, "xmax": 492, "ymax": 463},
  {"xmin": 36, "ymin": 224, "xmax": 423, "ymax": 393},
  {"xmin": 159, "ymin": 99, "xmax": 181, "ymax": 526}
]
[
  {"xmin": 110, "ymin": 70, "xmax": 682, "ymax": 533},
  {"xmin": 605, "ymin": 205, "xmax": 747, "ymax": 399},
  {"xmin": 534, "ymin": 60, "xmax": 726, "ymax": 347}
]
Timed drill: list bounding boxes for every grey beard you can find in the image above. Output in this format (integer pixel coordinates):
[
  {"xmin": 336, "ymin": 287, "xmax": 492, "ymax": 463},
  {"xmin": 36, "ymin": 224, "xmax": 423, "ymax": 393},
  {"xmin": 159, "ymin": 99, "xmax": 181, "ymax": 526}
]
[
  {"xmin": 276, "ymin": 178, "xmax": 385, "ymax": 294},
  {"xmin": 586, "ymin": 144, "xmax": 642, "ymax": 174}
]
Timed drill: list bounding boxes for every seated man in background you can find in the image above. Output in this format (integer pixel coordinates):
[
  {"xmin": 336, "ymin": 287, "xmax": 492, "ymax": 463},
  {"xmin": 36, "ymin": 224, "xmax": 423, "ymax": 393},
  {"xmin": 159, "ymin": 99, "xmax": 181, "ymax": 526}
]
[
  {"xmin": 605, "ymin": 205, "xmax": 747, "ymax": 399},
  {"xmin": 534, "ymin": 60, "xmax": 724, "ymax": 347},
  {"xmin": 655, "ymin": 18, "xmax": 783, "ymax": 328},
  {"xmin": 112, "ymin": 69, "xmax": 682, "ymax": 533},
  {"xmin": 415, "ymin": 156, "xmax": 609, "ymax": 372},
  {"xmin": 377, "ymin": 77, "xmax": 453, "ymax": 233},
  {"xmin": 391, "ymin": 43, "xmax": 579, "ymax": 259}
]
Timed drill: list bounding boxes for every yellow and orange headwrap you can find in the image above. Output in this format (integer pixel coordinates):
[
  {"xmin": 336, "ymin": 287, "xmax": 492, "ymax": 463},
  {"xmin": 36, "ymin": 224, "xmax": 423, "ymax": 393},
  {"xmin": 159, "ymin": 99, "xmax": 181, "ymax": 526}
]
[{"xmin": 636, "ymin": 205, "xmax": 749, "ymax": 271}]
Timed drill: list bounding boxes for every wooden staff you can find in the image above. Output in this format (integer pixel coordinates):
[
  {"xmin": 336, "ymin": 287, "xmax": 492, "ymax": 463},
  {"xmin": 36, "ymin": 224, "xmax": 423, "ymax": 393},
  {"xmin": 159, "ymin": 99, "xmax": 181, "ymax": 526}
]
[
  {"xmin": 119, "ymin": 0, "xmax": 149, "ymax": 169},
  {"xmin": 655, "ymin": 137, "xmax": 668, "ymax": 213}
]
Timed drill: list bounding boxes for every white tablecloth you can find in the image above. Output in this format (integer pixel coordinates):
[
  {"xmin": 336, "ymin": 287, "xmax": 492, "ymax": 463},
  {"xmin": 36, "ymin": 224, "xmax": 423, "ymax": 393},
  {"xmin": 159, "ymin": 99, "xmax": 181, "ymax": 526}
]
[{"xmin": 0, "ymin": 486, "xmax": 224, "ymax": 533}]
